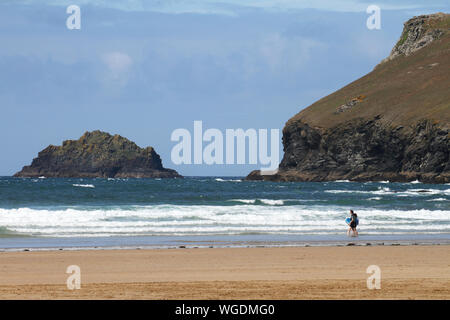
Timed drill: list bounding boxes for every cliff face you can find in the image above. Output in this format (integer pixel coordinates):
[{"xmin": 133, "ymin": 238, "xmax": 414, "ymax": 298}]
[
  {"xmin": 14, "ymin": 131, "xmax": 182, "ymax": 178},
  {"xmin": 247, "ymin": 13, "xmax": 450, "ymax": 183}
]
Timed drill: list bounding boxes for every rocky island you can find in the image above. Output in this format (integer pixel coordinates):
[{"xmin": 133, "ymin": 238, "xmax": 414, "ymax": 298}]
[
  {"xmin": 14, "ymin": 131, "xmax": 182, "ymax": 178},
  {"xmin": 247, "ymin": 13, "xmax": 450, "ymax": 183}
]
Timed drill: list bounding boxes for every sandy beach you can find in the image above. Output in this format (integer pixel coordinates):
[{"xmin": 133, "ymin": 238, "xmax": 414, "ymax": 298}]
[{"xmin": 0, "ymin": 245, "xmax": 449, "ymax": 299}]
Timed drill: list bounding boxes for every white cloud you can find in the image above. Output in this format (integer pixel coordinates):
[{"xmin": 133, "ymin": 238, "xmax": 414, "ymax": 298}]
[
  {"xmin": 259, "ymin": 33, "xmax": 326, "ymax": 72},
  {"xmin": 101, "ymin": 52, "xmax": 133, "ymax": 88},
  {"xmin": 102, "ymin": 51, "xmax": 133, "ymax": 75},
  {"xmin": 14, "ymin": 0, "xmax": 434, "ymax": 15}
]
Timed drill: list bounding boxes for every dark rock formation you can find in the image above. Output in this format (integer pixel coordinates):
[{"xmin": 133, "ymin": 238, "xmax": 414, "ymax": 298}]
[
  {"xmin": 247, "ymin": 13, "xmax": 450, "ymax": 183},
  {"xmin": 248, "ymin": 118, "xmax": 449, "ymax": 183},
  {"xmin": 380, "ymin": 13, "xmax": 447, "ymax": 64},
  {"xmin": 14, "ymin": 131, "xmax": 182, "ymax": 178}
]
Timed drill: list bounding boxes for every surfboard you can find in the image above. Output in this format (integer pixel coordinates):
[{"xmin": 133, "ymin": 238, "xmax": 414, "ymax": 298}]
[{"xmin": 345, "ymin": 217, "xmax": 359, "ymax": 226}]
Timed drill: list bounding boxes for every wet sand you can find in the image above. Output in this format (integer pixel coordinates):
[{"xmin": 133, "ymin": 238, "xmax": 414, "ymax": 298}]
[{"xmin": 0, "ymin": 245, "xmax": 449, "ymax": 299}]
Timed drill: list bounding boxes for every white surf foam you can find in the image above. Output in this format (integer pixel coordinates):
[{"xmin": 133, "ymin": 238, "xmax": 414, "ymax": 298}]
[
  {"xmin": 325, "ymin": 187, "xmax": 393, "ymax": 195},
  {"xmin": 326, "ymin": 187, "xmax": 449, "ymax": 197},
  {"xmin": 404, "ymin": 189, "xmax": 450, "ymax": 196},
  {"xmin": 230, "ymin": 199, "xmax": 256, "ymax": 204},
  {"xmin": 215, "ymin": 178, "xmax": 242, "ymax": 182},
  {"xmin": 229, "ymin": 199, "xmax": 284, "ymax": 205},
  {"xmin": 426, "ymin": 198, "xmax": 447, "ymax": 202},
  {"xmin": 0, "ymin": 206, "xmax": 448, "ymax": 237},
  {"xmin": 73, "ymin": 184, "xmax": 95, "ymax": 188},
  {"xmin": 260, "ymin": 199, "xmax": 284, "ymax": 205}
]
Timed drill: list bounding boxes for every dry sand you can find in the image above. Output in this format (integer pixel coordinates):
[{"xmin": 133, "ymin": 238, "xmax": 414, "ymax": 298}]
[{"xmin": 0, "ymin": 245, "xmax": 449, "ymax": 299}]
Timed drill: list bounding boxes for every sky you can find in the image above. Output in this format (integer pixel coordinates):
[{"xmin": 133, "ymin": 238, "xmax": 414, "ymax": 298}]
[{"xmin": 0, "ymin": 0, "xmax": 448, "ymax": 176}]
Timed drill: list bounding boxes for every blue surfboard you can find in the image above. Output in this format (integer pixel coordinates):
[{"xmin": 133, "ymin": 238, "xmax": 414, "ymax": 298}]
[{"xmin": 345, "ymin": 217, "xmax": 359, "ymax": 226}]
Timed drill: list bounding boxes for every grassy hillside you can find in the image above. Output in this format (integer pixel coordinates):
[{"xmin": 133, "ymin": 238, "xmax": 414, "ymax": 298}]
[{"xmin": 288, "ymin": 13, "xmax": 450, "ymax": 131}]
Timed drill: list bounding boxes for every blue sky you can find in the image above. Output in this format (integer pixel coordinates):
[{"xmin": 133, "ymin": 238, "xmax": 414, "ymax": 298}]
[{"xmin": 0, "ymin": 1, "xmax": 448, "ymax": 176}]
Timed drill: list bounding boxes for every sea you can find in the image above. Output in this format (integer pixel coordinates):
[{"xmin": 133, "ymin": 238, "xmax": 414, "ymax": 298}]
[{"xmin": 0, "ymin": 176, "xmax": 449, "ymax": 250}]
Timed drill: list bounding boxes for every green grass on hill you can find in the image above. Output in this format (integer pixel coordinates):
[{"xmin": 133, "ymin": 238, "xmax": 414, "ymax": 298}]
[{"xmin": 288, "ymin": 14, "xmax": 450, "ymax": 132}]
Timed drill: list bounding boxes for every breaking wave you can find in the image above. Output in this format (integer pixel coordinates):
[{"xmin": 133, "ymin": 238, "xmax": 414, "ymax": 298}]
[
  {"xmin": 73, "ymin": 184, "xmax": 95, "ymax": 188},
  {"xmin": 0, "ymin": 206, "xmax": 448, "ymax": 237}
]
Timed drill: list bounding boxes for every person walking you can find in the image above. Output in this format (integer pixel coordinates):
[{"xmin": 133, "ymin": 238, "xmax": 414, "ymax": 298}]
[{"xmin": 346, "ymin": 210, "xmax": 359, "ymax": 237}]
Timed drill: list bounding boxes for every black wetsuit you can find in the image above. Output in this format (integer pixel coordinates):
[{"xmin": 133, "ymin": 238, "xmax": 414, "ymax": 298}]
[{"xmin": 350, "ymin": 214, "xmax": 358, "ymax": 228}]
